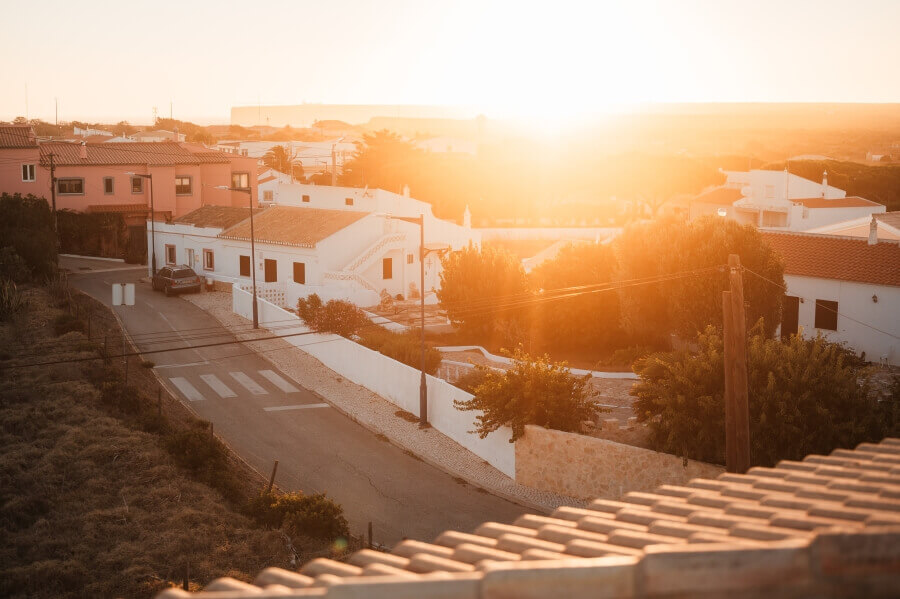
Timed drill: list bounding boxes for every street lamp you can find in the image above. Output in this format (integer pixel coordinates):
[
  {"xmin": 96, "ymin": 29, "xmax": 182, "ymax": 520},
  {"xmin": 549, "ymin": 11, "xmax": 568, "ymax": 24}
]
[
  {"xmin": 126, "ymin": 171, "xmax": 155, "ymax": 275},
  {"xmin": 216, "ymin": 185, "xmax": 258, "ymax": 329},
  {"xmin": 384, "ymin": 213, "xmax": 448, "ymax": 428}
]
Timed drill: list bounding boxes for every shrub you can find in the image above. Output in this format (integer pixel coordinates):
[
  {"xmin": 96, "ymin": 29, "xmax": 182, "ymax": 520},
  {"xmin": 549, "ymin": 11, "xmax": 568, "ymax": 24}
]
[
  {"xmin": 297, "ymin": 294, "xmax": 369, "ymax": 337},
  {"xmin": 0, "ymin": 193, "xmax": 57, "ymax": 278},
  {"xmin": 165, "ymin": 421, "xmax": 228, "ymax": 474},
  {"xmin": 357, "ymin": 327, "xmax": 441, "ymax": 374},
  {"xmin": 454, "ymin": 367, "xmax": 488, "ymax": 393},
  {"xmin": 52, "ymin": 313, "xmax": 85, "ymax": 336},
  {"xmin": 631, "ymin": 321, "xmax": 888, "ymax": 466},
  {"xmin": 99, "ymin": 381, "xmax": 141, "ymax": 413},
  {"xmin": 0, "ymin": 278, "xmax": 27, "ymax": 321},
  {"xmin": 0, "ymin": 247, "xmax": 31, "ymax": 282},
  {"xmin": 247, "ymin": 491, "xmax": 348, "ymax": 540},
  {"xmin": 454, "ymin": 348, "xmax": 600, "ymax": 441}
]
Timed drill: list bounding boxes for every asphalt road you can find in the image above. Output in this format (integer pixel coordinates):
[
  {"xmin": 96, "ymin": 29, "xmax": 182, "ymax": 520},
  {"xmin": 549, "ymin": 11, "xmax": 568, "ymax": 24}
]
[{"xmin": 66, "ymin": 259, "xmax": 525, "ymax": 545}]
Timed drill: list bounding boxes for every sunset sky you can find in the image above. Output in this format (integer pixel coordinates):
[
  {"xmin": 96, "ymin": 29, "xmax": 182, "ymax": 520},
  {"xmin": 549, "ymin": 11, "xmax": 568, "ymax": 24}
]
[{"xmin": 1, "ymin": 0, "xmax": 898, "ymax": 124}]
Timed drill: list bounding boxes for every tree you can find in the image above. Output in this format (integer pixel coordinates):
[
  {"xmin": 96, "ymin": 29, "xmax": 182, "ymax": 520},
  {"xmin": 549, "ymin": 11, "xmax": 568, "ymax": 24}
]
[
  {"xmin": 340, "ymin": 130, "xmax": 423, "ymax": 192},
  {"xmin": 631, "ymin": 322, "xmax": 887, "ymax": 466},
  {"xmin": 437, "ymin": 246, "xmax": 530, "ymax": 346},
  {"xmin": 296, "ymin": 294, "xmax": 369, "ymax": 337},
  {"xmin": 0, "ymin": 193, "xmax": 57, "ymax": 278},
  {"xmin": 454, "ymin": 349, "xmax": 599, "ymax": 442},
  {"xmin": 262, "ymin": 145, "xmax": 298, "ymax": 176},
  {"xmin": 613, "ymin": 216, "xmax": 785, "ymax": 345},
  {"xmin": 528, "ymin": 242, "xmax": 623, "ymax": 352}
]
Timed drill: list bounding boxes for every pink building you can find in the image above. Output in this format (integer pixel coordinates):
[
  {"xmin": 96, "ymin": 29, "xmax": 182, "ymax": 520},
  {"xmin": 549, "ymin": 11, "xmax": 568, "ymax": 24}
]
[
  {"xmin": 0, "ymin": 125, "xmax": 258, "ymax": 218},
  {"xmin": 0, "ymin": 124, "xmax": 258, "ymax": 259}
]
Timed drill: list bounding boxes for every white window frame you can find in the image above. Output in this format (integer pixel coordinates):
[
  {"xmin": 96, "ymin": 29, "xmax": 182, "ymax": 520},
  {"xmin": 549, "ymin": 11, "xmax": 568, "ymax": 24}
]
[
  {"xmin": 21, "ymin": 164, "xmax": 36, "ymax": 182},
  {"xmin": 165, "ymin": 244, "xmax": 177, "ymax": 265}
]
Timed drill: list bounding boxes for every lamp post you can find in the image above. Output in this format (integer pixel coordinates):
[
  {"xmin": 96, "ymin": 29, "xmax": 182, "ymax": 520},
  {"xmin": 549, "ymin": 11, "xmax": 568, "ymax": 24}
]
[
  {"xmin": 127, "ymin": 171, "xmax": 155, "ymax": 275},
  {"xmin": 216, "ymin": 185, "xmax": 258, "ymax": 328}
]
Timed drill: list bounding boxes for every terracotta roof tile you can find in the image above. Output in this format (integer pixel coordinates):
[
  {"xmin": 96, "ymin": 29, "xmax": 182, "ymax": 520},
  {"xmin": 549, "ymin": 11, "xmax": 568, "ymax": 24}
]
[
  {"xmin": 174, "ymin": 205, "xmax": 262, "ymax": 230},
  {"xmin": 691, "ymin": 187, "xmax": 744, "ymax": 206},
  {"xmin": 219, "ymin": 206, "xmax": 368, "ymax": 247},
  {"xmin": 162, "ymin": 438, "xmax": 900, "ymax": 599},
  {"xmin": 38, "ymin": 141, "xmax": 232, "ymax": 166},
  {"xmin": 761, "ymin": 231, "xmax": 900, "ymax": 287},
  {"xmin": 0, "ymin": 125, "xmax": 37, "ymax": 148}
]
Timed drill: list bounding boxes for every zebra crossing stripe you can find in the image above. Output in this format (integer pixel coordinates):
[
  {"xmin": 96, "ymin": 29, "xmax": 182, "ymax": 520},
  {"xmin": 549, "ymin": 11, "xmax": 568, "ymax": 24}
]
[
  {"xmin": 259, "ymin": 369, "xmax": 299, "ymax": 393},
  {"xmin": 229, "ymin": 371, "xmax": 268, "ymax": 395},
  {"xmin": 169, "ymin": 377, "xmax": 206, "ymax": 402},
  {"xmin": 200, "ymin": 374, "xmax": 237, "ymax": 398}
]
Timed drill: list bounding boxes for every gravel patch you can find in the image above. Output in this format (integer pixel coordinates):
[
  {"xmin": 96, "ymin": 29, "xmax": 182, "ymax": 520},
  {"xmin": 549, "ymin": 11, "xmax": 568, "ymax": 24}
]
[{"xmin": 184, "ymin": 291, "xmax": 584, "ymax": 513}]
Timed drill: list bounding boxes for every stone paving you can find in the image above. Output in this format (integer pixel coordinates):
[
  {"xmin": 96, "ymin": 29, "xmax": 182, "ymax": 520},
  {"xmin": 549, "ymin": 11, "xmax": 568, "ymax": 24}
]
[{"xmin": 184, "ymin": 291, "xmax": 584, "ymax": 513}]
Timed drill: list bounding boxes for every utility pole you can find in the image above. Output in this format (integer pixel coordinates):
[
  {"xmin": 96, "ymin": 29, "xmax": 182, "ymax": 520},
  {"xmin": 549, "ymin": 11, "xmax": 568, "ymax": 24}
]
[
  {"xmin": 722, "ymin": 254, "xmax": 750, "ymax": 473},
  {"xmin": 331, "ymin": 144, "xmax": 337, "ymax": 186},
  {"xmin": 418, "ymin": 215, "xmax": 427, "ymax": 427},
  {"xmin": 48, "ymin": 152, "xmax": 59, "ymax": 260}
]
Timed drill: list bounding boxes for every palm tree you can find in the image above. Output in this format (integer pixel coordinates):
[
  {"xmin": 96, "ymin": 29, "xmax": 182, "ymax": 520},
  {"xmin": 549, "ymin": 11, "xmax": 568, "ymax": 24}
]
[{"xmin": 262, "ymin": 145, "xmax": 296, "ymax": 175}]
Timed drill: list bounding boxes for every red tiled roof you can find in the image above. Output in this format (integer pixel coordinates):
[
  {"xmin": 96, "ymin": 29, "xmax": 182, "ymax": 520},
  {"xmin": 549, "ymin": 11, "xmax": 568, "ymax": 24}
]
[
  {"xmin": 38, "ymin": 142, "xmax": 232, "ymax": 166},
  {"xmin": 174, "ymin": 205, "xmax": 263, "ymax": 230},
  {"xmin": 691, "ymin": 187, "xmax": 744, "ymax": 206},
  {"xmin": 219, "ymin": 206, "xmax": 368, "ymax": 247},
  {"xmin": 761, "ymin": 231, "xmax": 900, "ymax": 287},
  {"xmin": 86, "ymin": 204, "xmax": 150, "ymax": 214},
  {"xmin": 166, "ymin": 437, "xmax": 900, "ymax": 599},
  {"xmin": 0, "ymin": 125, "xmax": 37, "ymax": 148},
  {"xmin": 791, "ymin": 196, "xmax": 881, "ymax": 208}
]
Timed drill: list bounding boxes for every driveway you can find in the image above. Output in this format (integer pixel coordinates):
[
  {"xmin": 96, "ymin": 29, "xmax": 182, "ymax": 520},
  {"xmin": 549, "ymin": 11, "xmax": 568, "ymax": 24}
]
[{"xmin": 65, "ymin": 259, "xmax": 525, "ymax": 545}]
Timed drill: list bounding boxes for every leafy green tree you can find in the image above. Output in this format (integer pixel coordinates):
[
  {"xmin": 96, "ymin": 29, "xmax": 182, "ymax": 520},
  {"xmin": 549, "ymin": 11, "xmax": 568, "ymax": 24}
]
[
  {"xmin": 296, "ymin": 294, "xmax": 369, "ymax": 338},
  {"xmin": 437, "ymin": 246, "xmax": 530, "ymax": 345},
  {"xmin": 631, "ymin": 322, "xmax": 887, "ymax": 466},
  {"xmin": 614, "ymin": 216, "xmax": 784, "ymax": 344},
  {"xmin": 455, "ymin": 349, "xmax": 599, "ymax": 441},
  {"xmin": 528, "ymin": 242, "xmax": 623, "ymax": 352}
]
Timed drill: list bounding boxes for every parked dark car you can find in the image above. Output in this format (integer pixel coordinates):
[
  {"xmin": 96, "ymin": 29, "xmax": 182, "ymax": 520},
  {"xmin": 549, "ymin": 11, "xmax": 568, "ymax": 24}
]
[{"xmin": 152, "ymin": 265, "xmax": 202, "ymax": 296}]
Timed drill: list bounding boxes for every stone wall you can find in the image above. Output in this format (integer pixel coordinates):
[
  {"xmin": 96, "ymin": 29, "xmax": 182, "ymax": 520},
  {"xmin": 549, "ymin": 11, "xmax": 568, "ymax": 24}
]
[{"xmin": 515, "ymin": 425, "xmax": 724, "ymax": 501}]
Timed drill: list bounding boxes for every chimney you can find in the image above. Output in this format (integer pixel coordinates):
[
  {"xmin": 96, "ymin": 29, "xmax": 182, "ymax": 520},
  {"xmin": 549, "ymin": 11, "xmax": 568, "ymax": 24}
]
[
  {"xmin": 822, "ymin": 170, "xmax": 828, "ymax": 198},
  {"xmin": 402, "ymin": 184, "xmax": 410, "ymax": 198},
  {"xmin": 868, "ymin": 215, "xmax": 878, "ymax": 245},
  {"xmin": 79, "ymin": 141, "xmax": 87, "ymax": 160}
]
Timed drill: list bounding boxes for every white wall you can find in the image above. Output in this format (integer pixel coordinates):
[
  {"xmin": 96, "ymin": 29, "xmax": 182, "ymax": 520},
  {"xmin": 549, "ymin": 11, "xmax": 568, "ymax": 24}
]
[
  {"xmin": 784, "ymin": 274, "xmax": 900, "ymax": 365},
  {"xmin": 478, "ymin": 227, "xmax": 620, "ymax": 241},
  {"xmin": 787, "ymin": 205, "xmax": 887, "ymax": 231},
  {"xmin": 724, "ymin": 169, "xmax": 846, "ymax": 202},
  {"xmin": 233, "ymin": 288, "xmax": 516, "ymax": 476}
]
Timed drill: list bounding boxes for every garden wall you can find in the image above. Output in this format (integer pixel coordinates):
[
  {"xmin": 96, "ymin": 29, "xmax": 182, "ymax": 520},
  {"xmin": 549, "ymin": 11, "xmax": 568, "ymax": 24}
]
[
  {"xmin": 515, "ymin": 425, "xmax": 723, "ymax": 501},
  {"xmin": 233, "ymin": 287, "xmax": 516, "ymax": 477}
]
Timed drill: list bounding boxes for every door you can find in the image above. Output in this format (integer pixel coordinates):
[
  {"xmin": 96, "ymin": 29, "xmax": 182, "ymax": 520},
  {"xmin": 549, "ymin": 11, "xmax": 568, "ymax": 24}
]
[
  {"xmin": 264, "ymin": 259, "xmax": 277, "ymax": 282},
  {"xmin": 781, "ymin": 295, "xmax": 799, "ymax": 339},
  {"xmin": 186, "ymin": 248, "xmax": 195, "ymax": 268}
]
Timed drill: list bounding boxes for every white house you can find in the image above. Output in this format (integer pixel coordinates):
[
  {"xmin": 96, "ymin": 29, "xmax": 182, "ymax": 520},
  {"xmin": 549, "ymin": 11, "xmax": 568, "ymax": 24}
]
[
  {"xmin": 149, "ymin": 189, "xmax": 479, "ymax": 308},
  {"xmin": 257, "ymin": 166, "xmax": 293, "ymax": 204},
  {"xmin": 762, "ymin": 230, "xmax": 900, "ymax": 365},
  {"xmin": 691, "ymin": 169, "xmax": 885, "ymax": 230}
]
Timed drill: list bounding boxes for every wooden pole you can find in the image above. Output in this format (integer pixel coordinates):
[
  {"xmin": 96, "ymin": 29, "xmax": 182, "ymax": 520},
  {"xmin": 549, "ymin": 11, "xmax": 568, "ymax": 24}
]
[
  {"xmin": 723, "ymin": 254, "xmax": 751, "ymax": 473},
  {"xmin": 266, "ymin": 460, "xmax": 279, "ymax": 494}
]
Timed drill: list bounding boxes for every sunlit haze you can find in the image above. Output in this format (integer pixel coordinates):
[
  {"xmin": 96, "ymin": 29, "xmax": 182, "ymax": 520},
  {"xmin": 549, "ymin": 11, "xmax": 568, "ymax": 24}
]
[{"xmin": 2, "ymin": 0, "xmax": 899, "ymax": 124}]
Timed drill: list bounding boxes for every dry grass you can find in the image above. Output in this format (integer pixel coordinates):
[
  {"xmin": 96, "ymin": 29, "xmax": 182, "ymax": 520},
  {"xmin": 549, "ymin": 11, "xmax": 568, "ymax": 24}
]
[{"xmin": 0, "ymin": 286, "xmax": 332, "ymax": 598}]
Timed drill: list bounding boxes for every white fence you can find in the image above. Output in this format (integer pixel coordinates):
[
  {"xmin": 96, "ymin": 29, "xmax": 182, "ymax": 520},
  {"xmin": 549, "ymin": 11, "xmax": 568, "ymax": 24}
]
[{"xmin": 233, "ymin": 287, "xmax": 516, "ymax": 476}]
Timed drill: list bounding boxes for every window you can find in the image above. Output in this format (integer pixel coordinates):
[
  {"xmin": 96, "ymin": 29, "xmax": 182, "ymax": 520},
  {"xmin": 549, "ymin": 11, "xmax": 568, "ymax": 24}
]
[
  {"xmin": 186, "ymin": 248, "xmax": 195, "ymax": 266},
  {"xmin": 382, "ymin": 257, "xmax": 392, "ymax": 280},
  {"xmin": 345, "ymin": 197, "xmax": 354, "ymax": 206},
  {"xmin": 175, "ymin": 175, "xmax": 192, "ymax": 195},
  {"xmin": 103, "ymin": 177, "xmax": 114, "ymax": 194},
  {"xmin": 239, "ymin": 255, "xmax": 250, "ymax": 277},
  {"xmin": 407, "ymin": 253, "xmax": 414, "ymax": 264},
  {"xmin": 158, "ymin": 267, "xmax": 171, "ymax": 278},
  {"xmin": 814, "ymin": 299, "xmax": 838, "ymax": 331},
  {"xmin": 57, "ymin": 178, "xmax": 84, "ymax": 194},
  {"xmin": 302, "ymin": 194, "xmax": 310, "ymax": 203},
  {"xmin": 231, "ymin": 172, "xmax": 249, "ymax": 189},
  {"xmin": 293, "ymin": 262, "xmax": 306, "ymax": 284},
  {"xmin": 131, "ymin": 176, "xmax": 144, "ymax": 193},
  {"xmin": 203, "ymin": 249, "xmax": 214, "ymax": 270},
  {"xmin": 165, "ymin": 244, "xmax": 176, "ymax": 265},
  {"xmin": 264, "ymin": 259, "xmax": 277, "ymax": 282},
  {"xmin": 263, "ymin": 190, "xmax": 274, "ymax": 201},
  {"xmin": 21, "ymin": 164, "xmax": 35, "ymax": 182}
]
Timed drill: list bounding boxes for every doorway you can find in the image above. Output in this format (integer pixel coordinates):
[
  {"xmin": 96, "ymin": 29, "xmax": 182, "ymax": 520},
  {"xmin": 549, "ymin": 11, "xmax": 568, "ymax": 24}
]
[{"xmin": 782, "ymin": 295, "xmax": 799, "ymax": 339}]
